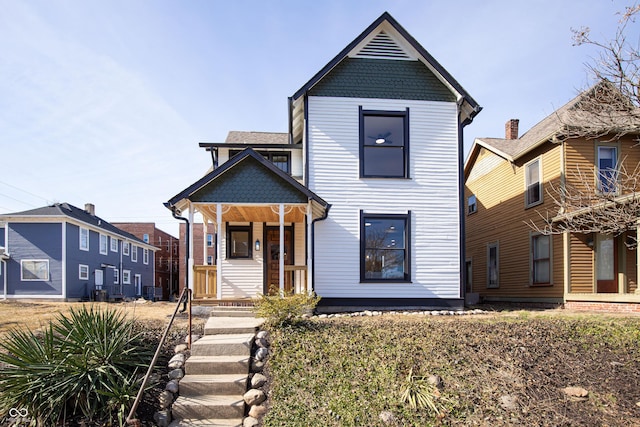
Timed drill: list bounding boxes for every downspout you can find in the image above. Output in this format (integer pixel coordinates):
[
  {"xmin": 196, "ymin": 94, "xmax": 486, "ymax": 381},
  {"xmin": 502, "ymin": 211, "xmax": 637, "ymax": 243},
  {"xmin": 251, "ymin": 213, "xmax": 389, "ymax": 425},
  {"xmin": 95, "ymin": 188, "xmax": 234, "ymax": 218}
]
[
  {"xmin": 2, "ymin": 259, "xmax": 6, "ymax": 300},
  {"xmin": 458, "ymin": 118, "xmax": 466, "ymax": 305},
  {"xmin": 164, "ymin": 203, "xmax": 190, "ymax": 312},
  {"xmin": 310, "ymin": 203, "xmax": 331, "ymax": 293}
]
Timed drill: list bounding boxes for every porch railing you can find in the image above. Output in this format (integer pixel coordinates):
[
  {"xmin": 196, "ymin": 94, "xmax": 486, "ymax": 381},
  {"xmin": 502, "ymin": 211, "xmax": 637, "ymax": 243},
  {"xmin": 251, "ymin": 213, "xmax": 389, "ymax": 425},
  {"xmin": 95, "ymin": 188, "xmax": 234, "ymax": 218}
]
[
  {"xmin": 285, "ymin": 265, "xmax": 308, "ymax": 294},
  {"xmin": 193, "ymin": 265, "xmax": 217, "ymax": 299}
]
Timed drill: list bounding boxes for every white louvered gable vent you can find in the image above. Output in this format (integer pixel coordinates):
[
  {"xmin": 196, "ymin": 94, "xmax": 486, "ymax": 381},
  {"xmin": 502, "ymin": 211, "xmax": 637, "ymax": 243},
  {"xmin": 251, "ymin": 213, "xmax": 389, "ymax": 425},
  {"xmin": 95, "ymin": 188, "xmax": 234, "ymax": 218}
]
[{"xmin": 355, "ymin": 31, "xmax": 411, "ymax": 59}]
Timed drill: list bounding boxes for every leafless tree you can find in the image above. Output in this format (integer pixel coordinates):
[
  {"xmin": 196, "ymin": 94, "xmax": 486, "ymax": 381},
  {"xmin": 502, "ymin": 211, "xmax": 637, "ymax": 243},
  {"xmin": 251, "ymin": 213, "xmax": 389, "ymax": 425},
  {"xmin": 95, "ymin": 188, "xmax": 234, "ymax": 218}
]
[
  {"xmin": 528, "ymin": 160, "xmax": 640, "ymax": 246},
  {"xmin": 562, "ymin": 4, "xmax": 640, "ymax": 142},
  {"xmin": 527, "ymin": 4, "xmax": 640, "ymax": 245}
]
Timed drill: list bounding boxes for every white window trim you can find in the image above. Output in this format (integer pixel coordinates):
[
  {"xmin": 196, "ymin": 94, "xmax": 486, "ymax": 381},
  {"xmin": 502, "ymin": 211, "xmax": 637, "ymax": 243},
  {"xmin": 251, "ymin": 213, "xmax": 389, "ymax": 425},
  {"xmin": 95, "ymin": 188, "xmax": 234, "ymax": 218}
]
[
  {"xmin": 79, "ymin": 227, "xmax": 89, "ymax": 251},
  {"xmin": 123, "ymin": 269, "xmax": 131, "ymax": 284},
  {"xmin": 596, "ymin": 143, "xmax": 620, "ymax": 195},
  {"xmin": 95, "ymin": 269, "xmax": 104, "ymax": 288},
  {"xmin": 467, "ymin": 194, "xmax": 477, "ymax": 215},
  {"xmin": 110, "ymin": 237, "xmax": 118, "ymax": 253},
  {"xmin": 134, "ymin": 274, "xmax": 142, "ymax": 295},
  {"xmin": 530, "ymin": 233, "xmax": 552, "ymax": 286},
  {"xmin": 99, "ymin": 234, "xmax": 108, "ymax": 255},
  {"xmin": 524, "ymin": 157, "xmax": 543, "ymax": 208},
  {"xmin": 114, "ymin": 268, "xmax": 120, "ymax": 285},
  {"xmin": 20, "ymin": 259, "xmax": 50, "ymax": 281},
  {"xmin": 487, "ymin": 242, "xmax": 499, "ymax": 289},
  {"xmin": 143, "ymin": 248, "xmax": 149, "ymax": 265},
  {"xmin": 123, "ymin": 242, "xmax": 130, "ymax": 256},
  {"xmin": 131, "ymin": 245, "xmax": 138, "ymax": 262},
  {"xmin": 79, "ymin": 264, "xmax": 89, "ymax": 280}
]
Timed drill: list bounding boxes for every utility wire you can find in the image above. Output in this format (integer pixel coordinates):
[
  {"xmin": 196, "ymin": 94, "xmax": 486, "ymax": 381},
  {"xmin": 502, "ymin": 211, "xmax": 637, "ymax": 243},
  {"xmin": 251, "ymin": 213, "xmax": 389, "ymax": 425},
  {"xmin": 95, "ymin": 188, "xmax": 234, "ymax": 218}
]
[{"xmin": 0, "ymin": 180, "xmax": 50, "ymax": 203}]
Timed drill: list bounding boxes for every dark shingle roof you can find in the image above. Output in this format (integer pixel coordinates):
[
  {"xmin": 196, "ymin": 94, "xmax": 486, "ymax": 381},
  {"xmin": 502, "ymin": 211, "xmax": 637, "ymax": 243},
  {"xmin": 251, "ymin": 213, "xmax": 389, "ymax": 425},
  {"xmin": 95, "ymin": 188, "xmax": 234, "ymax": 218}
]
[
  {"xmin": 474, "ymin": 81, "xmax": 640, "ymax": 162},
  {"xmin": 1, "ymin": 203, "xmax": 147, "ymax": 244}
]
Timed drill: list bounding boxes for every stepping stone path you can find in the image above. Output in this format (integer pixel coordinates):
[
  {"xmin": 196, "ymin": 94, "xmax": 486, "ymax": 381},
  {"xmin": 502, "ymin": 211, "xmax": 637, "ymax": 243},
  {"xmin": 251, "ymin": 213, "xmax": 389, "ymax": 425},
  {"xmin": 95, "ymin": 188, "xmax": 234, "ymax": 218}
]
[{"xmin": 169, "ymin": 307, "xmax": 264, "ymax": 427}]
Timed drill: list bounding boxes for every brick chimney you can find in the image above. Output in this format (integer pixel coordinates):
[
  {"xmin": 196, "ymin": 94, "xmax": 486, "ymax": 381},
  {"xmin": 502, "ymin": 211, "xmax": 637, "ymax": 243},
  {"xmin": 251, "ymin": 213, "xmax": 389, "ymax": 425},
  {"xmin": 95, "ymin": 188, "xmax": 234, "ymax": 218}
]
[
  {"xmin": 84, "ymin": 203, "xmax": 95, "ymax": 216},
  {"xmin": 505, "ymin": 119, "xmax": 519, "ymax": 140}
]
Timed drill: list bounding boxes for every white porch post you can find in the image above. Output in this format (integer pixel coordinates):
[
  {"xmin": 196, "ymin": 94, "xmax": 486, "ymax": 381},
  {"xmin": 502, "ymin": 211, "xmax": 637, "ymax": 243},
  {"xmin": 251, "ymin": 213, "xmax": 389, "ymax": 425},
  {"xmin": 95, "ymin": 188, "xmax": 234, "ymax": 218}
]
[
  {"xmin": 279, "ymin": 203, "xmax": 285, "ymax": 292},
  {"xmin": 306, "ymin": 201, "xmax": 313, "ymax": 294},
  {"xmin": 217, "ymin": 203, "xmax": 223, "ymax": 300},
  {"xmin": 203, "ymin": 221, "xmax": 208, "ymax": 264},
  {"xmin": 188, "ymin": 205, "xmax": 194, "ymax": 292}
]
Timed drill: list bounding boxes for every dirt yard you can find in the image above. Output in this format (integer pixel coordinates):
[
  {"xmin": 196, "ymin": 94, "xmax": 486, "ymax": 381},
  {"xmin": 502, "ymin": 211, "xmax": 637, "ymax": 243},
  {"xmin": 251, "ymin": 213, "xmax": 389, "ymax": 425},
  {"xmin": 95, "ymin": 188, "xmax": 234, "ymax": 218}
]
[{"xmin": 0, "ymin": 300, "xmax": 193, "ymax": 339}]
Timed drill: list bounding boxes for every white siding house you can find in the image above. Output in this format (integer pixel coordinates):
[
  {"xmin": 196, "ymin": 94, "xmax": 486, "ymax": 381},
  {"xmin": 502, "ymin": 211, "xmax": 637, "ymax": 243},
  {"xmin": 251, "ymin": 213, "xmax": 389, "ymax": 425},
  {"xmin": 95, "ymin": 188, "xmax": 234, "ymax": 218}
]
[{"xmin": 166, "ymin": 12, "xmax": 480, "ymax": 311}]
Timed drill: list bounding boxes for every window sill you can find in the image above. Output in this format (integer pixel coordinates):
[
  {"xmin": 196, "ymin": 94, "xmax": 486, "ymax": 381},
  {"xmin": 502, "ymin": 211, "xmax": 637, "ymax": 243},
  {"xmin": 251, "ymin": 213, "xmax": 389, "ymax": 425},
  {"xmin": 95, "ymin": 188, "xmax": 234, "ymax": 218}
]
[
  {"xmin": 360, "ymin": 280, "xmax": 413, "ymax": 284},
  {"xmin": 530, "ymin": 283, "xmax": 553, "ymax": 287},
  {"xmin": 525, "ymin": 201, "xmax": 543, "ymax": 210}
]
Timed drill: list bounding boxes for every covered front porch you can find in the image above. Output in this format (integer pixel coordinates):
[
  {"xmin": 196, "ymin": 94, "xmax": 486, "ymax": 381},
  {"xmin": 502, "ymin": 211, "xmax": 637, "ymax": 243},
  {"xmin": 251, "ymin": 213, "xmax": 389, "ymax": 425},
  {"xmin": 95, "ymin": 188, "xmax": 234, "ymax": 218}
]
[{"xmin": 166, "ymin": 148, "xmax": 329, "ymax": 303}]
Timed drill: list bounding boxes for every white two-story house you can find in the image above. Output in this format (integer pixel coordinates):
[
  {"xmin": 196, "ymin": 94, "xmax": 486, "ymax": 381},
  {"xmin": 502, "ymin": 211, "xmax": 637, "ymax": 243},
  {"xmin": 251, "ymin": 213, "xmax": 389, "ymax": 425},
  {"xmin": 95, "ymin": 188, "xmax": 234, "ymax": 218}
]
[{"xmin": 166, "ymin": 12, "xmax": 481, "ymax": 312}]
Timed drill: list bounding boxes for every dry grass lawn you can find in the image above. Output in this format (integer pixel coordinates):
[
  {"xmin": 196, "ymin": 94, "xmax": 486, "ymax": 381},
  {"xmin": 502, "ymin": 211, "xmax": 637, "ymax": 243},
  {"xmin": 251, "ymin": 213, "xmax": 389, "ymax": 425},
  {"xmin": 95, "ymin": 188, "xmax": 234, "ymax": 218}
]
[{"xmin": 0, "ymin": 300, "xmax": 192, "ymax": 339}]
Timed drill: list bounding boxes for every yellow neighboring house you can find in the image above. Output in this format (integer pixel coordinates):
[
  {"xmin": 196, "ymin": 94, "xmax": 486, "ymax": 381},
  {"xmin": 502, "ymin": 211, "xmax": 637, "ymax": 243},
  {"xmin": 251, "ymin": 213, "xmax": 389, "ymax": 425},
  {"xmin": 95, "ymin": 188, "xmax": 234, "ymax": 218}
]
[{"xmin": 464, "ymin": 83, "xmax": 640, "ymax": 311}]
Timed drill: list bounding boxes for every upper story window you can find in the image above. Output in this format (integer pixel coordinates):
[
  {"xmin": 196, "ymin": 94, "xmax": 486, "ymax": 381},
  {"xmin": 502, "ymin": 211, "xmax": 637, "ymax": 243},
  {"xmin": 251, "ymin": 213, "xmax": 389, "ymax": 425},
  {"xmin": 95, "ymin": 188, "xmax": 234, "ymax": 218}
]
[
  {"xmin": 360, "ymin": 108, "xmax": 409, "ymax": 178},
  {"xmin": 99, "ymin": 234, "xmax": 108, "ymax": 255},
  {"xmin": 131, "ymin": 245, "xmax": 138, "ymax": 262},
  {"xmin": 143, "ymin": 248, "xmax": 149, "ymax": 265},
  {"xmin": 207, "ymin": 233, "xmax": 214, "ymax": 247},
  {"xmin": 110, "ymin": 237, "xmax": 118, "ymax": 252},
  {"xmin": 597, "ymin": 145, "xmax": 618, "ymax": 194},
  {"xmin": 230, "ymin": 150, "xmax": 291, "ymax": 174},
  {"xmin": 79, "ymin": 227, "xmax": 89, "ymax": 251},
  {"xmin": 360, "ymin": 212, "xmax": 411, "ymax": 282},
  {"xmin": 123, "ymin": 242, "xmax": 130, "ymax": 256},
  {"xmin": 143, "ymin": 233, "xmax": 149, "ymax": 243},
  {"xmin": 525, "ymin": 158, "xmax": 542, "ymax": 207},
  {"xmin": 468, "ymin": 195, "xmax": 477, "ymax": 215}
]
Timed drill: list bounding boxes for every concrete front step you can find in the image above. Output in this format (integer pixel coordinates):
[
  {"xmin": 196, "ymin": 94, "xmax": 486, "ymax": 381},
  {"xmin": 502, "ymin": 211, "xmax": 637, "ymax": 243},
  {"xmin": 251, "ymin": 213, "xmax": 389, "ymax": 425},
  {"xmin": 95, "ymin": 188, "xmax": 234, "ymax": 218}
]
[
  {"xmin": 168, "ymin": 418, "xmax": 242, "ymax": 427},
  {"xmin": 210, "ymin": 306, "xmax": 255, "ymax": 318},
  {"xmin": 185, "ymin": 355, "xmax": 250, "ymax": 375},
  {"xmin": 179, "ymin": 374, "xmax": 247, "ymax": 396},
  {"xmin": 204, "ymin": 316, "xmax": 264, "ymax": 335},
  {"xmin": 171, "ymin": 395, "xmax": 245, "ymax": 420},
  {"xmin": 191, "ymin": 333, "xmax": 254, "ymax": 357}
]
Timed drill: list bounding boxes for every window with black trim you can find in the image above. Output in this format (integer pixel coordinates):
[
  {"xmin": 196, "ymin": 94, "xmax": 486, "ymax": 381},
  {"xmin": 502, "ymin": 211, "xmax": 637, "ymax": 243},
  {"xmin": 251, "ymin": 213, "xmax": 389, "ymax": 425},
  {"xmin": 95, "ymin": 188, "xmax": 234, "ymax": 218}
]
[
  {"xmin": 227, "ymin": 225, "xmax": 252, "ymax": 259},
  {"xmin": 230, "ymin": 150, "xmax": 291, "ymax": 174},
  {"xmin": 360, "ymin": 108, "xmax": 409, "ymax": 178},
  {"xmin": 360, "ymin": 212, "xmax": 410, "ymax": 282}
]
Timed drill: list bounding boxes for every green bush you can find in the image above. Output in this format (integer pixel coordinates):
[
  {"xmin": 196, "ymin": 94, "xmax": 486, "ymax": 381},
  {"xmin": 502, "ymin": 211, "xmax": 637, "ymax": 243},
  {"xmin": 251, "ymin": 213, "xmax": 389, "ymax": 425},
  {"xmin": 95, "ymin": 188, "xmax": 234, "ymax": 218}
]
[
  {"xmin": 252, "ymin": 286, "xmax": 321, "ymax": 327},
  {"xmin": 0, "ymin": 305, "xmax": 155, "ymax": 425}
]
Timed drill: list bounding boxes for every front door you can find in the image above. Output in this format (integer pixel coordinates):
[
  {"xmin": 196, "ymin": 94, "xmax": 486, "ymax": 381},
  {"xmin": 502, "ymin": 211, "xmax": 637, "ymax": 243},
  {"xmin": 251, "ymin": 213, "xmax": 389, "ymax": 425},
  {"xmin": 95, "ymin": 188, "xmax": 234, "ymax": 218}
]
[
  {"xmin": 265, "ymin": 227, "xmax": 293, "ymax": 294},
  {"xmin": 596, "ymin": 234, "xmax": 618, "ymax": 293}
]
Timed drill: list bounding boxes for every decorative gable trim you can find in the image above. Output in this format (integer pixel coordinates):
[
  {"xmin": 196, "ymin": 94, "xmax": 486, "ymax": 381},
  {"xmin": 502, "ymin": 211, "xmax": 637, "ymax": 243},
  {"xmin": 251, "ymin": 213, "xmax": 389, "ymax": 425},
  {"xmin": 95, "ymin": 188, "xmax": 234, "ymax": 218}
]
[{"xmin": 353, "ymin": 30, "xmax": 412, "ymax": 60}]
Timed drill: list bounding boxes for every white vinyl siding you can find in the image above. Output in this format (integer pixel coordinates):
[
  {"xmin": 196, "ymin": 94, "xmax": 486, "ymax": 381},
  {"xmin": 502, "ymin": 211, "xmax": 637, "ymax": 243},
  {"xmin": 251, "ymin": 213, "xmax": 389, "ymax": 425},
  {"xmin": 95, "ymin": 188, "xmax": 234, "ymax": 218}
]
[
  {"xmin": 219, "ymin": 222, "xmax": 263, "ymax": 298},
  {"xmin": 308, "ymin": 96, "xmax": 461, "ymax": 298}
]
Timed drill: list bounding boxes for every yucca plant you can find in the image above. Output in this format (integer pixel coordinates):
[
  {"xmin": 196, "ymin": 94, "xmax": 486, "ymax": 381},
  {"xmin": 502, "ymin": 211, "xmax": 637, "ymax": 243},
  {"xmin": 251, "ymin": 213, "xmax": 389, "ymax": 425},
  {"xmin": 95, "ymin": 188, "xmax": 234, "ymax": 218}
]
[
  {"xmin": 400, "ymin": 368, "xmax": 444, "ymax": 414},
  {"xmin": 0, "ymin": 305, "xmax": 155, "ymax": 425}
]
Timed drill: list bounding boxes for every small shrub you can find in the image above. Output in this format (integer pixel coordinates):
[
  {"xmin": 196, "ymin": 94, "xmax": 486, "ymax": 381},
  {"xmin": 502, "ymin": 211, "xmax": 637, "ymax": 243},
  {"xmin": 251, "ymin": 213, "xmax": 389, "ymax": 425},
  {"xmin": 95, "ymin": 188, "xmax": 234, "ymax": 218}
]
[
  {"xmin": 400, "ymin": 368, "xmax": 445, "ymax": 414},
  {"xmin": 0, "ymin": 305, "xmax": 155, "ymax": 425},
  {"xmin": 252, "ymin": 286, "xmax": 320, "ymax": 327}
]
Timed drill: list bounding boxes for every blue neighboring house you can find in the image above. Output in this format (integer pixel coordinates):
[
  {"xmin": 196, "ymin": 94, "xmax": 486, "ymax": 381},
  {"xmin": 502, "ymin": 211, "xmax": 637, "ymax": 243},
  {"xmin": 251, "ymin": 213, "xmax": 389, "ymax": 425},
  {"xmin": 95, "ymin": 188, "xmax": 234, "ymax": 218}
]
[{"xmin": 0, "ymin": 202, "xmax": 157, "ymax": 301}]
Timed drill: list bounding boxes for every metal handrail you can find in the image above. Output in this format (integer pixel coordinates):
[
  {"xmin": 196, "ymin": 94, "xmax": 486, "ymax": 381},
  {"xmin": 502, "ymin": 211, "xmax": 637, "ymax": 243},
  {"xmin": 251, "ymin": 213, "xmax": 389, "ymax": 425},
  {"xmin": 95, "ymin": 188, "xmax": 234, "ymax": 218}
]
[{"xmin": 126, "ymin": 286, "xmax": 192, "ymax": 426}]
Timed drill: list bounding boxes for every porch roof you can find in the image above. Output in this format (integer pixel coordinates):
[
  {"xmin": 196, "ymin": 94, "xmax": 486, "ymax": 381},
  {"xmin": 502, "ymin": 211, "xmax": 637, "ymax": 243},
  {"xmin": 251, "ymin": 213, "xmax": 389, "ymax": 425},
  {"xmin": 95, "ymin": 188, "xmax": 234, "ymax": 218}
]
[{"xmin": 166, "ymin": 148, "xmax": 329, "ymax": 221}]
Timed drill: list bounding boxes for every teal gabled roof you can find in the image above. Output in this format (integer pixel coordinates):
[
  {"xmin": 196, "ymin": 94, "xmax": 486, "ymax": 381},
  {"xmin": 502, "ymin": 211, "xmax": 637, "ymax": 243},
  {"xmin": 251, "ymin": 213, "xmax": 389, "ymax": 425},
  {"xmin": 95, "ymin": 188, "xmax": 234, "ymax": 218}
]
[{"xmin": 167, "ymin": 148, "xmax": 328, "ymax": 207}]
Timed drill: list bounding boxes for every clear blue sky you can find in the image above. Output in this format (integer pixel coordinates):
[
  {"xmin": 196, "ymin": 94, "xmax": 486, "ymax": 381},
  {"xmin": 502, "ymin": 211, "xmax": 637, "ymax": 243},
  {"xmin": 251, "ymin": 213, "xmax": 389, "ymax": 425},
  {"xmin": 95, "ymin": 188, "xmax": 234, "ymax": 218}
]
[{"xmin": 1, "ymin": 0, "xmax": 636, "ymax": 236}]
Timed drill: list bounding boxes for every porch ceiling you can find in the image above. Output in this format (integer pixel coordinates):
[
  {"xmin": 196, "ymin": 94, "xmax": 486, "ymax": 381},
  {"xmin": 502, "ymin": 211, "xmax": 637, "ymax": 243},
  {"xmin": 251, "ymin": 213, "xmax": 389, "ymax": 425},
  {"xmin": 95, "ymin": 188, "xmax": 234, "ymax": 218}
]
[{"xmin": 198, "ymin": 204, "xmax": 307, "ymax": 223}]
